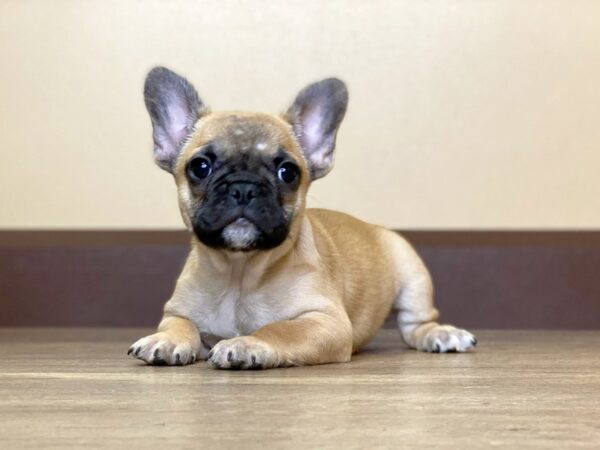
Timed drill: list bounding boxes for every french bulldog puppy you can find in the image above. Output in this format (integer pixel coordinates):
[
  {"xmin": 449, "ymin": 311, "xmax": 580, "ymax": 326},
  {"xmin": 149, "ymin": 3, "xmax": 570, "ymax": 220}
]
[{"xmin": 128, "ymin": 66, "xmax": 477, "ymax": 369}]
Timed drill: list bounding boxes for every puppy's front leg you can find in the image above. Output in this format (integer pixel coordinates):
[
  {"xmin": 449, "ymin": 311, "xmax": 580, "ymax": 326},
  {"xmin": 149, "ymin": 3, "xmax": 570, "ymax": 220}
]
[
  {"xmin": 208, "ymin": 311, "xmax": 352, "ymax": 369},
  {"xmin": 128, "ymin": 315, "xmax": 203, "ymax": 365}
]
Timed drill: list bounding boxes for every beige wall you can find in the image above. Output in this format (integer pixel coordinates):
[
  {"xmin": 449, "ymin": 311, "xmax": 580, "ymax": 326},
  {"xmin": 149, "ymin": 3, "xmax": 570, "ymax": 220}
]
[{"xmin": 1, "ymin": 0, "xmax": 600, "ymax": 229}]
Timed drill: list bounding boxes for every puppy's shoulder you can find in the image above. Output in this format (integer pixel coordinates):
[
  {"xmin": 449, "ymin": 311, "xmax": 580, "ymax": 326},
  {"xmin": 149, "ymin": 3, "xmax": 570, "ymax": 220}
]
[
  {"xmin": 305, "ymin": 208, "xmax": 418, "ymax": 256},
  {"xmin": 306, "ymin": 208, "xmax": 385, "ymax": 246}
]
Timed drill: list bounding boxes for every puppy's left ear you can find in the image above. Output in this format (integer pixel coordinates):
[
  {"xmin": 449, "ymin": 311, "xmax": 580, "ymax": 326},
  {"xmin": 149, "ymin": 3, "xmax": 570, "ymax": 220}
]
[
  {"xmin": 144, "ymin": 66, "xmax": 207, "ymax": 173},
  {"xmin": 285, "ymin": 78, "xmax": 348, "ymax": 180}
]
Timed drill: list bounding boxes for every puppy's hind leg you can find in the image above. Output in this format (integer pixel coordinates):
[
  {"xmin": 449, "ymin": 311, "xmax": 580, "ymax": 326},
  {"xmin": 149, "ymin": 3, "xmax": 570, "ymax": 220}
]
[{"xmin": 387, "ymin": 232, "xmax": 477, "ymax": 353}]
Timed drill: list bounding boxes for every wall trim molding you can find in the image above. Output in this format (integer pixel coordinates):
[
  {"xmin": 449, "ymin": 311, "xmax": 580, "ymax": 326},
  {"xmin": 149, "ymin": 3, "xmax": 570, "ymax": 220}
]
[{"xmin": 1, "ymin": 230, "xmax": 599, "ymax": 329}]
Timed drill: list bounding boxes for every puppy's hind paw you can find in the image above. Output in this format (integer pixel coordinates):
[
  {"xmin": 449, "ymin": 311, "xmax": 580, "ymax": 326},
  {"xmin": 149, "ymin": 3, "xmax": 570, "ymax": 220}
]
[{"xmin": 419, "ymin": 325, "xmax": 477, "ymax": 353}]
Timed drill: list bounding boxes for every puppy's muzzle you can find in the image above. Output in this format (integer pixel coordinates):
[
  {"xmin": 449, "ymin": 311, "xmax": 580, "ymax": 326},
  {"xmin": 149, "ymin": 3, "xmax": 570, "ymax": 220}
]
[{"xmin": 192, "ymin": 174, "xmax": 290, "ymax": 251}]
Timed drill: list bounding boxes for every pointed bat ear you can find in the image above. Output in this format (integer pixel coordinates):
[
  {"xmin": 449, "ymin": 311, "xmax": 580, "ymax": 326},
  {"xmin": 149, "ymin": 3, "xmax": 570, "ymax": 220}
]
[
  {"xmin": 284, "ymin": 78, "xmax": 348, "ymax": 180},
  {"xmin": 143, "ymin": 67, "xmax": 207, "ymax": 173}
]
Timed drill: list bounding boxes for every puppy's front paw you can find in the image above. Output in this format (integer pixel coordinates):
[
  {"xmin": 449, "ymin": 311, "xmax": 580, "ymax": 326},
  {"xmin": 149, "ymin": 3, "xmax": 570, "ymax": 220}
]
[
  {"xmin": 208, "ymin": 336, "xmax": 279, "ymax": 370},
  {"xmin": 128, "ymin": 332, "xmax": 199, "ymax": 365},
  {"xmin": 419, "ymin": 325, "xmax": 477, "ymax": 353}
]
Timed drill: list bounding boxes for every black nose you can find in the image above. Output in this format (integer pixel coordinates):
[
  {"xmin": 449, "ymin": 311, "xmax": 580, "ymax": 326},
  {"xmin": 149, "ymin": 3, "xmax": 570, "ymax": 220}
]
[{"xmin": 229, "ymin": 182, "xmax": 258, "ymax": 205}]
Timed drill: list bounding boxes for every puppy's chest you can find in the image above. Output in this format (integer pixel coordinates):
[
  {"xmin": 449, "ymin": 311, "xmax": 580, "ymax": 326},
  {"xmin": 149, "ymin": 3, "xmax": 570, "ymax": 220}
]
[{"xmin": 195, "ymin": 281, "xmax": 279, "ymax": 340}]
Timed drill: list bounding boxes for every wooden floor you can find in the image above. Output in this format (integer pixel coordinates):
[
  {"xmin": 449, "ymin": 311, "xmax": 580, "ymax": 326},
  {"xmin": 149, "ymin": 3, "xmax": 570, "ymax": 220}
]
[{"xmin": 0, "ymin": 329, "xmax": 599, "ymax": 449}]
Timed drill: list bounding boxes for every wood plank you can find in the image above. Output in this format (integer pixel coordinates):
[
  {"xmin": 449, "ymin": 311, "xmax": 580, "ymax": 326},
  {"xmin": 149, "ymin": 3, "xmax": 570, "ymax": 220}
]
[{"xmin": 0, "ymin": 328, "xmax": 598, "ymax": 449}]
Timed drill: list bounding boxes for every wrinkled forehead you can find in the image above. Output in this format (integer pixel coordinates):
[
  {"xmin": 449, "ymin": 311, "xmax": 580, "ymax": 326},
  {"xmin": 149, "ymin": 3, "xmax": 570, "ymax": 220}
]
[{"xmin": 182, "ymin": 112, "xmax": 301, "ymax": 161}]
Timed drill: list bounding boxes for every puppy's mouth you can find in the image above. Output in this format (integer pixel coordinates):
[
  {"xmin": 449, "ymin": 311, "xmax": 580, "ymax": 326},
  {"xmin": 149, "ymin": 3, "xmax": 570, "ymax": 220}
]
[
  {"xmin": 192, "ymin": 209, "xmax": 290, "ymax": 252},
  {"xmin": 221, "ymin": 218, "xmax": 260, "ymax": 251}
]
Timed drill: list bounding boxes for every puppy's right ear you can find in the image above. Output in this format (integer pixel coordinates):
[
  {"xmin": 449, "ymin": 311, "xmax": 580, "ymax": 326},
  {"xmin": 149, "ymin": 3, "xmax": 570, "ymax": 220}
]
[{"xmin": 144, "ymin": 67, "xmax": 206, "ymax": 173}]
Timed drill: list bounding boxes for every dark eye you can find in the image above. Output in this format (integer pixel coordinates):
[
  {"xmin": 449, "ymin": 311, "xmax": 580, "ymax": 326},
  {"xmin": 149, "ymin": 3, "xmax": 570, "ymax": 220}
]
[
  {"xmin": 277, "ymin": 162, "xmax": 299, "ymax": 184},
  {"xmin": 188, "ymin": 157, "xmax": 212, "ymax": 181}
]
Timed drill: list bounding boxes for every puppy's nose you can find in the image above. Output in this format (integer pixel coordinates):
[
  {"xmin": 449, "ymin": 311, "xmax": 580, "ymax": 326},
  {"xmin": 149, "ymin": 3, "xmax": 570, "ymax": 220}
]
[{"xmin": 229, "ymin": 182, "xmax": 258, "ymax": 205}]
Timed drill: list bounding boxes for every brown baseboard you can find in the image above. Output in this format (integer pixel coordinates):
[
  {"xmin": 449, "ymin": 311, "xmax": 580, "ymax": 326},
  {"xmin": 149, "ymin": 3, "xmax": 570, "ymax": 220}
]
[{"xmin": 1, "ymin": 230, "xmax": 599, "ymax": 328}]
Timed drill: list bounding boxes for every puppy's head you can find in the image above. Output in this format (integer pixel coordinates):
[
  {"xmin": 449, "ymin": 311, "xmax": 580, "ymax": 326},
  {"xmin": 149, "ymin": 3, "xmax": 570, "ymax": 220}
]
[{"xmin": 144, "ymin": 67, "xmax": 348, "ymax": 252}]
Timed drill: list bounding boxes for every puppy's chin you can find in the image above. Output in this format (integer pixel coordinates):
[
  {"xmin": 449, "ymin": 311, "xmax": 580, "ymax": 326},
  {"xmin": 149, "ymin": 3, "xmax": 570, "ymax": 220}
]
[{"xmin": 221, "ymin": 218, "xmax": 260, "ymax": 252}]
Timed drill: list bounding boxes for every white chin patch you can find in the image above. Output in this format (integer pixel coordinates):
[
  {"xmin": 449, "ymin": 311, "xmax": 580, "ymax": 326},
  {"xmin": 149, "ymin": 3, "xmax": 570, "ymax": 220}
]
[{"xmin": 222, "ymin": 218, "xmax": 260, "ymax": 250}]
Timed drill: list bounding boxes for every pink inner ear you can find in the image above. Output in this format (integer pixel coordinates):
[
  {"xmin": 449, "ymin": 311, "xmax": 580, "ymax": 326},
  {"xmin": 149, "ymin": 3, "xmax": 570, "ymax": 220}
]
[
  {"xmin": 301, "ymin": 105, "xmax": 324, "ymax": 153},
  {"xmin": 172, "ymin": 126, "xmax": 190, "ymax": 150},
  {"xmin": 166, "ymin": 101, "xmax": 194, "ymax": 149},
  {"xmin": 153, "ymin": 101, "xmax": 194, "ymax": 168},
  {"xmin": 170, "ymin": 102, "xmax": 192, "ymax": 130}
]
